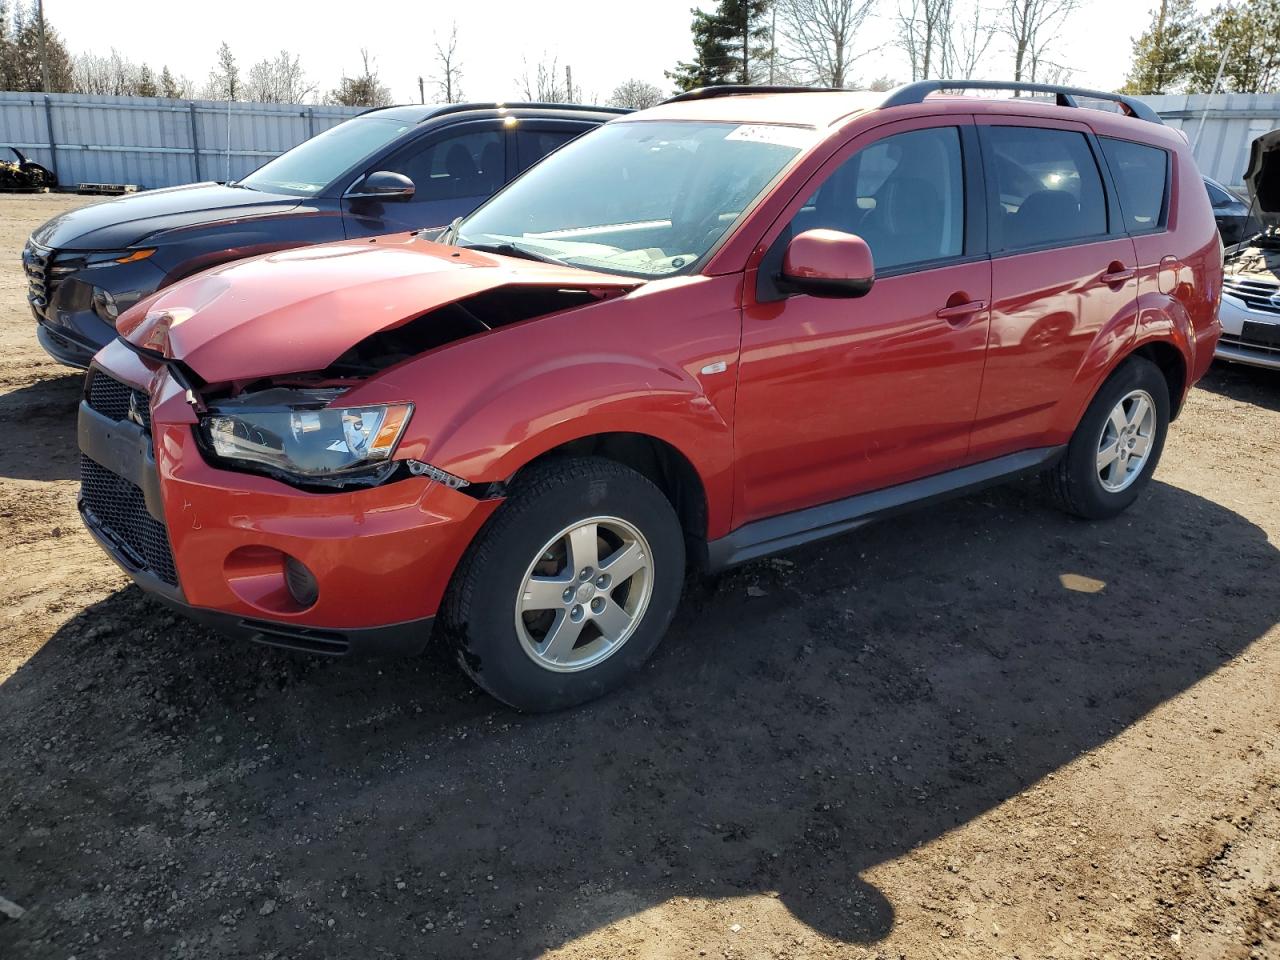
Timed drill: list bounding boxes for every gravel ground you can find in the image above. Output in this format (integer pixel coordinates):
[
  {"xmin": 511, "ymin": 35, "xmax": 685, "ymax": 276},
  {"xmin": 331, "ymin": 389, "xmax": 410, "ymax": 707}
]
[{"xmin": 1, "ymin": 193, "xmax": 1277, "ymax": 960}]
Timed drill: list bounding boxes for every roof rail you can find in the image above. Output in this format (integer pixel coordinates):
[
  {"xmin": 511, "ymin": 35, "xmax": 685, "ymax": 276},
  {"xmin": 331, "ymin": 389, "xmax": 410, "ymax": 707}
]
[
  {"xmin": 663, "ymin": 84, "xmax": 846, "ymax": 104},
  {"xmin": 880, "ymin": 80, "xmax": 1164, "ymax": 124},
  {"xmin": 362, "ymin": 101, "xmax": 632, "ymax": 122}
]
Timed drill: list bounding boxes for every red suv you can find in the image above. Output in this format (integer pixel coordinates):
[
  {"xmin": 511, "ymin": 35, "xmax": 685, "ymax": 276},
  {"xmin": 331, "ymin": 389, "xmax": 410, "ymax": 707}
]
[{"xmin": 79, "ymin": 82, "xmax": 1221, "ymax": 710}]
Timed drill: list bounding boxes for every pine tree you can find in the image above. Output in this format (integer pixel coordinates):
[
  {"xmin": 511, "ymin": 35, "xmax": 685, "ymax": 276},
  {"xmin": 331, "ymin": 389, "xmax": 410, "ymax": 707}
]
[
  {"xmin": 0, "ymin": 0, "xmax": 14, "ymax": 92},
  {"xmin": 666, "ymin": 0, "xmax": 773, "ymax": 91},
  {"xmin": 1121, "ymin": 0, "xmax": 1201, "ymax": 94},
  {"xmin": 1187, "ymin": 0, "xmax": 1280, "ymax": 93},
  {"xmin": 136, "ymin": 64, "xmax": 158, "ymax": 98},
  {"xmin": 6, "ymin": 0, "xmax": 72, "ymax": 91},
  {"xmin": 159, "ymin": 65, "xmax": 183, "ymax": 98}
]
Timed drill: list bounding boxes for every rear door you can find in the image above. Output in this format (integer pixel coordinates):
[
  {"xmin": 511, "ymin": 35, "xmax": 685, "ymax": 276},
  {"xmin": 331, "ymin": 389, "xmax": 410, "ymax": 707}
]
[
  {"xmin": 512, "ymin": 121, "xmax": 597, "ymax": 174},
  {"xmin": 967, "ymin": 118, "xmax": 1139, "ymax": 462},
  {"xmin": 342, "ymin": 121, "xmax": 507, "ymax": 237}
]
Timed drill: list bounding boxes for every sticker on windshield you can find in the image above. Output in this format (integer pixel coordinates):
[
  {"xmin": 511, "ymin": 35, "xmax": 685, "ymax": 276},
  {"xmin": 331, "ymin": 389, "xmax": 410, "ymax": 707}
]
[{"xmin": 725, "ymin": 124, "xmax": 813, "ymax": 149}]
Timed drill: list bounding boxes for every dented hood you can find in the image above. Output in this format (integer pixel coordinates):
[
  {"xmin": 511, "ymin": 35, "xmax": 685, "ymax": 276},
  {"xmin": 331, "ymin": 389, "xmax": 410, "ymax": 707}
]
[
  {"xmin": 1244, "ymin": 129, "xmax": 1280, "ymax": 229},
  {"xmin": 117, "ymin": 234, "xmax": 640, "ymax": 384}
]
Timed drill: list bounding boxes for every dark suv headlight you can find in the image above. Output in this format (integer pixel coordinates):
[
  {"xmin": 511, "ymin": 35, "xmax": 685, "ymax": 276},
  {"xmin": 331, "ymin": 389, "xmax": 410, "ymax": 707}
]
[{"xmin": 198, "ymin": 387, "xmax": 413, "ymax": 488}]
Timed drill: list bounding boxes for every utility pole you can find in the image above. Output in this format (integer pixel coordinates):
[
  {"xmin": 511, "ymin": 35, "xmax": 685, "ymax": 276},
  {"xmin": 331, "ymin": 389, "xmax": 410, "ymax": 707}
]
[
  {"xmin": 418, "ymin": 76, "xmax": 425, "ymax": 104},
  {"xmin": 565, "ymin": 64, "xmax": 573, "ymax": 102},
  {"xmin": 36, "ymin": 0, "xmax": 50, "ymax": 92},
  {"xmin": 1193, "ymin": 40, "xmax": 1231, "ymax": 158}
]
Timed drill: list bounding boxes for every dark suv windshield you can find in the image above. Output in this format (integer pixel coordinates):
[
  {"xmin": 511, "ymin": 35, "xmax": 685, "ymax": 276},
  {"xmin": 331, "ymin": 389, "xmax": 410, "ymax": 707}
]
[
  {"xmin": 239, "ymin": 117, "xmax": 411, "ymax": 196},
  {"xmin": 456, "ymin": 120, "xmax": 817, "ymax": 278}
]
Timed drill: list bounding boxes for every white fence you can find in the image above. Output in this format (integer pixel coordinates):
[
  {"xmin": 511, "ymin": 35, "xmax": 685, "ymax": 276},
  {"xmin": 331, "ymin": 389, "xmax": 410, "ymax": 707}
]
[
  {"xmin": 2, "ymin": 90, "xmax": 1277, "ymax": 194},
  {"xmin": 1141, "ymin": 93, "xmax": 1280, "ymax": 189},
  {"xmin": 0, "ymin": 92, "xmax": 364, "ymax": 189}
]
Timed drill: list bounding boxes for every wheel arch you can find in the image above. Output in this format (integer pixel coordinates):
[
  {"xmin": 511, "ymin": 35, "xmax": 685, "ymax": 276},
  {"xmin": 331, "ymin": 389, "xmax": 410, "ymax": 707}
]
[{"xmin": 507, "ymin": 432, "xmax": 713, "ymax": 566}]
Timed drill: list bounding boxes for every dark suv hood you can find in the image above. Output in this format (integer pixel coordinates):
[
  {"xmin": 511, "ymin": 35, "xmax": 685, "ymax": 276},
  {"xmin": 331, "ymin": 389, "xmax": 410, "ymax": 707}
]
[
  {"xmin": 29, "ymin": 182, "xmax": 303, "ymax": 250},
  {"xmin": 1244, "ymin": 129, "xmax": 1280, "ymax": 229}
]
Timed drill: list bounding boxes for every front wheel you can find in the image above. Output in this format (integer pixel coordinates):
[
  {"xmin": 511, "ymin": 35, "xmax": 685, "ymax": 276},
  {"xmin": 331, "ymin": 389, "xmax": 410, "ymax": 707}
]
[
  {"xmin": 1044, "ymin": 356, "xmax": 1170, "ymax": 519},
  {"xmin": 440, "ymin": 457, "xmax": 685, "ymax": 711}
]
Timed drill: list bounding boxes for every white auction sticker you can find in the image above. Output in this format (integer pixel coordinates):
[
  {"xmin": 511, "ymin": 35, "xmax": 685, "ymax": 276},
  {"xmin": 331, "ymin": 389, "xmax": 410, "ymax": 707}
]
[{"xmin": 724, "ymin": 124, "xmax": 814, "ymax": 149}]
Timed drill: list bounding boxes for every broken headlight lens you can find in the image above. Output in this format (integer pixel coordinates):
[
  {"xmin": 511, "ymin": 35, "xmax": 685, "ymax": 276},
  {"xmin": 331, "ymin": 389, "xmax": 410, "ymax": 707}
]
[{"xmin": 199, "ymin": 387, "xmax": 413, "ymax": 487}]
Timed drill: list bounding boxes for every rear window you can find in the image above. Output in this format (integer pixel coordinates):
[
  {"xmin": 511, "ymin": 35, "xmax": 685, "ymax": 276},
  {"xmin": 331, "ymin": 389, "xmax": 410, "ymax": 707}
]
[
  {"xmin": 982, "ymin": 126, "xmax": 1108, "ymax": 251},
  {"xmin": 1100, "ymin": 137, "xmax": 1170, "ymax": 232}
]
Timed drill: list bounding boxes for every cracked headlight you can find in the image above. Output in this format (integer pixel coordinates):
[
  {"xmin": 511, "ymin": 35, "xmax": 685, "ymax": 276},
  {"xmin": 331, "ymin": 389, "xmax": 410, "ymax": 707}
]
[{"xmin": 199, "ymin": 387, "xmax": 413, "ymax": 487}]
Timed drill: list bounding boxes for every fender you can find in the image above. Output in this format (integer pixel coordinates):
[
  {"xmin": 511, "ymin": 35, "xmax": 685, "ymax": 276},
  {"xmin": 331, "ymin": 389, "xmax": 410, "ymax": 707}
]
[{"xmin": 344, "ymin": 272, "xmax": 745, "ymax": 540}]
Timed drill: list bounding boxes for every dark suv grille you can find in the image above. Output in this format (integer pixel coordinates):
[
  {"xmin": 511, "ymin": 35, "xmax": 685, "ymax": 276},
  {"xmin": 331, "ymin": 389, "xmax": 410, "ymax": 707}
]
[
  {"xmin": 22, "ymin": 241, "xmax": 54, "ymax": 319},
  {"xmin": 80, "ymin": 455, "xmax": 178, "ymax": 585},
  {"xmin": 1223, "ymin": 276, "xmax": 1280, "ymax": 316},
  {"xmin": 87, "ymin": 370, "xmax": 151, "ymax": 431}
]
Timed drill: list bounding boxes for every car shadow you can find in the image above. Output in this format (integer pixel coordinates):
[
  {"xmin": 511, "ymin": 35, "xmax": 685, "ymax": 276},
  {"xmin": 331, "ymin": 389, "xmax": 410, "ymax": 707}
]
[
  {"xmin": 0, "ymin": 373, "xmax": 82, "ymax": 482},
  {"xmin": 1197, "ymin": 360, "xmax": 1280, "ymax": 412},
  {"xmin": 1, "ymin": 478, "xmax": 1277, "ymax": 958}
]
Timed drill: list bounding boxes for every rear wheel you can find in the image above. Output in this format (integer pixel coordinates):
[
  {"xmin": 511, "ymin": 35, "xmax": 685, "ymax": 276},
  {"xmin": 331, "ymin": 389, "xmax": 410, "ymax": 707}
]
[
  {"xmin": 441, "ymin": 457, "xmax": 685, "ymax": 711},
  {"xmin": 1044, "ymin": 356, "xmax": 1170, "ymax": 519}
]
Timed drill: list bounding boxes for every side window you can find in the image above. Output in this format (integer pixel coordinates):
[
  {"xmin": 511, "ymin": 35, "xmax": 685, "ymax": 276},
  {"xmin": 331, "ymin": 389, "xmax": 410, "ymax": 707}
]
[
  {"xmin": 1204, "ymin": 179, "xmax": 1231, "ymax": 208},
  {"xmin": 1100, "ymin": 137, "xmax": 1169, "ymax": 232},
  {"xmin": 516, "ymin": 128, "xmax": 583, "ymax": 173},
  {"xmin": 382, "ymin": 129, "xmax": 505, "ymax": 202},
  {"xmin": 792, "ymin": 126, "xmax": 965, "ymax": 272},
  {"xmin": 982, "ymin": 126, "xmax": 1108, "ymax": 251}
]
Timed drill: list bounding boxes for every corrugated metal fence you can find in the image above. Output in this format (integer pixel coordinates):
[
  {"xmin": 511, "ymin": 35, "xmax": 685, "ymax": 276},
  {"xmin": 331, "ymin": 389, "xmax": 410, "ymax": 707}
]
[
  {"xmin": 1140, "ymin": 93, "xmax": 1280, "ymax": 189},
  {"xmin": 0, "ymin": 92, "xmax": 364, "ymax": 189},
  {"xmin": 1, "ymin": 90, "xmax": 1278, "ymax": 193}
]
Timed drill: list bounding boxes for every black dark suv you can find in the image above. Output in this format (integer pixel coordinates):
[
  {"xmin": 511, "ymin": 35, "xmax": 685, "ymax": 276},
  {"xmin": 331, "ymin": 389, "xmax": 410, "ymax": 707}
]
[{"xmin": 24, "ymin": 101, "xmax": 625, "ymax": 367}]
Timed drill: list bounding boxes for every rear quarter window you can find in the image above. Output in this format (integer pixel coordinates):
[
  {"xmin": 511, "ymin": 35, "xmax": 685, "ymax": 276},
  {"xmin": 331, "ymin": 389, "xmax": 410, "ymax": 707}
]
[{"xmin": 1100, "ymin": 137, "xmax": 1170, "ymax": 233}]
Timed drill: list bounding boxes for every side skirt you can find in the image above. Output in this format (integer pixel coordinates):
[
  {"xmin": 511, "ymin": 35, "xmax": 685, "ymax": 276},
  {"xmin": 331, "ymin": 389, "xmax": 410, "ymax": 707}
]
[{"xmin": 705, "ymin": 445, "xmax": 1066, "ymax": 572}]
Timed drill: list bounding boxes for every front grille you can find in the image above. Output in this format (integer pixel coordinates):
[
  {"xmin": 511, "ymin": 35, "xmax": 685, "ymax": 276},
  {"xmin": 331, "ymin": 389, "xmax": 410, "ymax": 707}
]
[
  {"xmin": 1220, "ymin": 333, "xmax": 1280, "ymax": 358},
  {"xmin": 80, "ymin": 455, "xmax": 178, "ymax": 585},
  {"xmin": 1223, "ymin": 276, "xmax": 1280, "ymax": 316},
  {"xmin": 87, "ymin": 370, "xmax": 150, "ymax": 431},
  {"xmin": 22, "ymin": 241, "xmax": 53, "ymax": 318}
]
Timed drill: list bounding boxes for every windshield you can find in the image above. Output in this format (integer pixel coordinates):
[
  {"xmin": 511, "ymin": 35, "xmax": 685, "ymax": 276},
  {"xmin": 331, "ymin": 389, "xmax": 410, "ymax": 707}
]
[
  {"xmin": 239, "ymin": 117, "xmax": 411, "ymax": 196},
  {"xmin": 456, "ymin": 120, "xmax": 818, "ymax": 278}
]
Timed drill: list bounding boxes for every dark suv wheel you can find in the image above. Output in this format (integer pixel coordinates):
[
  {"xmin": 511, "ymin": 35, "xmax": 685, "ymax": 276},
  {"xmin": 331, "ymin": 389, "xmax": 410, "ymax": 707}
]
[
  {"xmin": 1044, "ymin": 356, "xmax": 1170, "ymax": 519},
  {"xmin": 440, "ymin": 457, "xmax": 685, "ymax": 711}
]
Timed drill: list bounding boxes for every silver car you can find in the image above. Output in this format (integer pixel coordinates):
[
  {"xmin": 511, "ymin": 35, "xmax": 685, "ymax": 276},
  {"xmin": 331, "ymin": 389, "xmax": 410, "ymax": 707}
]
[{"xmin": 1219, "ymin": 129, "xmax": 1280, "ymax": 370}]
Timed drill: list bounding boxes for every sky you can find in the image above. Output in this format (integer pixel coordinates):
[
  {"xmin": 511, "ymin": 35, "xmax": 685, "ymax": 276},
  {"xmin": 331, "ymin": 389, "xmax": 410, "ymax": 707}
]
[{"xmin": 41, "ymin": 0, "xmax": 1211, "ymax": 105}]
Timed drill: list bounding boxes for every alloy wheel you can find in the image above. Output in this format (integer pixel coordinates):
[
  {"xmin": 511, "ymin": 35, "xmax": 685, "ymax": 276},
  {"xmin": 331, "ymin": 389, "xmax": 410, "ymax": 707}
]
[
  {"xmin": 1096, "ymin": 388, "xmax": 1157, "ymax": 493},
  {"xmin": 514, "ymin": 516, "xmax": 654, "ymax": 672}
]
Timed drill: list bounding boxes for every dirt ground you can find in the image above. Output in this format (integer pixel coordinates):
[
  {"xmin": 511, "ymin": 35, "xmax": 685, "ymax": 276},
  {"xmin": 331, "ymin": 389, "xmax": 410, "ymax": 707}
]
[{"xmin": 1, "ymin": 192, "xmax": 1277, "ymax": 960}]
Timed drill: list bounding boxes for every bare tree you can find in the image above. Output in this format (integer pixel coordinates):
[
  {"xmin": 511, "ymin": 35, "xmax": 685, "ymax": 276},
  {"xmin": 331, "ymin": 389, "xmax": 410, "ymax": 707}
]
[
  {"xmin": 896, "ymin": 0, "xmax": 953, "ymax": 80},
  {"xmin": 945, "ymin": 1, "xmax": 999, "ymax": 78},
  {"xmin": 327, "ymin": 48, "xmax": 393, "ymax": 107},
  {"xmin": 245, "ymin": 50, "xmax": 314, "ymax": 104},
  {"xmin": 777, "ymin": 0, "xmax": 878, "ymax": 88},
  {"xmin": 608, "ymin": 78, "xmax": 664, "ymax": 109},
  {"xmin": 427, "ymin": 22, "xmax": 465, "ymax": 103},
  {"xmin": 517, "ymin": 55, "xmax": 570, "ymax": 102},
  {"xmin": 1002, "ymin": 0, "xmax": 1079, "ymax": 82}
]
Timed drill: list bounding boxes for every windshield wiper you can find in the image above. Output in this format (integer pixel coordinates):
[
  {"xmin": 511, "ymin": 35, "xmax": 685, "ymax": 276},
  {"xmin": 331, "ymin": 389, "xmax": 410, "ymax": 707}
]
[{"xmin": 457, "ymin": 241, "xmax": 563, "ymax": 265}]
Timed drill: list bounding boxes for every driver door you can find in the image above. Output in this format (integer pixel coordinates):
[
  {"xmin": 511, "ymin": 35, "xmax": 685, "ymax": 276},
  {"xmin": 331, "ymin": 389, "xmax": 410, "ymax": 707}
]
[
  {"xmin": 343, "ymin": 122, "xmax": 506, "ymax": 237},
  {"xmin": 733, "ymin": 118, "xmax": 991, "ymax": 524}
]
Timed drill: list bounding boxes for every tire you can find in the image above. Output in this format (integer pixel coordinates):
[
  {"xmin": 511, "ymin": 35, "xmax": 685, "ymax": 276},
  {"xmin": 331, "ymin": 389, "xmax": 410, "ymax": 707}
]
[
  {"xmin": 440, "ymin": 456, "xmax": 685, "ymax": 711},
  {"xmin": 1043, "ymin": 356, "xmax": 1170, "ymax": 520}
]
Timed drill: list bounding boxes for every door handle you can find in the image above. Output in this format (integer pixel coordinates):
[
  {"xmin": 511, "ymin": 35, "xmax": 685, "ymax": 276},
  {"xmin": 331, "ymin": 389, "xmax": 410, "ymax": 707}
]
[
  {"xmin": 936, "ymin": 299, "xmax": 987, "ymax": 323},
  {"xmin": 1100, "ymin": 262, "xmax": 1136, "ymax": 285}
]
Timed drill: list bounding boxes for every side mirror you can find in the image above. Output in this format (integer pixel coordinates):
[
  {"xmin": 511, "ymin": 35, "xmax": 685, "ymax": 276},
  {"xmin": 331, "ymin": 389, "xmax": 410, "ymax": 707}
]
[
  {"xmin": 780, "ymin": 229, "xmax": 874, "ymax": 298},
  {"xmin": 346, "ymin": 170, "xmax": 415, "ymax": 201}
]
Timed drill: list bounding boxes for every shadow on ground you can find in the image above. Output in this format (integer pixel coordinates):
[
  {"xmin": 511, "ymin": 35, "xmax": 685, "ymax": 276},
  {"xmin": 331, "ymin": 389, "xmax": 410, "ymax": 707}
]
[
  {"xmin": 1, "ymin": 478, "xmax": 1277, "ymax": 958},
  {"xmin": 1197, "ymin": 360, "xmax": 1280, "ymax": 412},
  {"xmin": 0, "ymin": 373, "xmax": 82, "ymax": 482}
]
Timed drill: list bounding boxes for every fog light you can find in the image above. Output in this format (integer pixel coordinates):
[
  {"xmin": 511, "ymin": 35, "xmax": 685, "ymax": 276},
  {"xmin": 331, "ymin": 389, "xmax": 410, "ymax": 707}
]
[
  {"xmin": 284, "ymin": 556, "xmax": 318, "ymax": 608},
  {"xmin": 92, "ymin": 287, "xmax": 119, "ymax": 321}
]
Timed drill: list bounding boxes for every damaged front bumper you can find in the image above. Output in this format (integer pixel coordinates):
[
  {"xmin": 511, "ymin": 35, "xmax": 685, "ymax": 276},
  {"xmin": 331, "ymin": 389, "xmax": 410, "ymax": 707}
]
[{"xmin": 77, "ymin": 344, "xmax": 501, "ymax": 656}]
